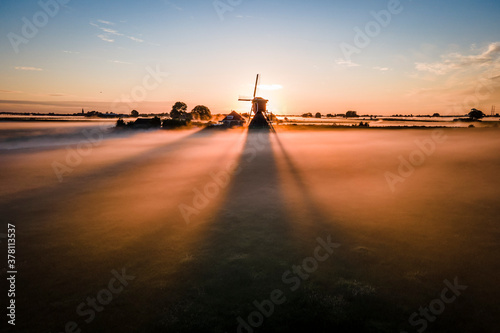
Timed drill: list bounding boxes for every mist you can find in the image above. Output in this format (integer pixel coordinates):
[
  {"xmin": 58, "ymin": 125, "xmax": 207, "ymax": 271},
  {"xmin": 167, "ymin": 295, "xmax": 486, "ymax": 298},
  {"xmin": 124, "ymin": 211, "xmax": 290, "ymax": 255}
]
[{"xmin": 1, "ymin": 125, "xmax": 499, "ymax": 332}]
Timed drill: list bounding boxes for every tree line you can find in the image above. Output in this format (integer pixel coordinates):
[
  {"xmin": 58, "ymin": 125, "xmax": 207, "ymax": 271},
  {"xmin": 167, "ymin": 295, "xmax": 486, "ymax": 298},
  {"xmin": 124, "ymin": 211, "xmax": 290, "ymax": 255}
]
[
  {"xmin": 117, "ymin": 102, "xmax": 212, "ymax": 129},
  {"xmin": 129, "ymin": 102, "xmax": 212, "ymax": 120}
]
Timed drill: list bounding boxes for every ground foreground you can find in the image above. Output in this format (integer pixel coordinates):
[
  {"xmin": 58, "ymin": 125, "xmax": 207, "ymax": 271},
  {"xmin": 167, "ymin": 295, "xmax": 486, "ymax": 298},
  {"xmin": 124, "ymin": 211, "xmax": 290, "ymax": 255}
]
[{"xmin": 1, "ymin": 124, "xmax": 499, "ymax": 332}]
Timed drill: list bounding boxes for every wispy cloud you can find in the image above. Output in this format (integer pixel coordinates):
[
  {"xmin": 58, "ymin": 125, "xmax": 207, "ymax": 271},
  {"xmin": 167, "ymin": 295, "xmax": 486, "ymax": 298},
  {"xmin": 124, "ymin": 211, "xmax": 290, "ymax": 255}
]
[
  {"xmin": 97, "ymin": 19, "xmax": 114, "ymax": 25},
  {"xmin": 127, "ymin": 36, "xmax": 144, "ymax": 43},
  {"xmin": 97, "ymin": 34, "xmax": 115, "ymax": 43},
  {"xmin": 62, "ymin": 50, "xmax": 80, "ymax": 54},
  {"xmin": 101, "ymin": 27, "xmax": 123, "ymax": 35},
  {"xmin": 373, "ymin": 66, "xmax": 390, "ymax": 71},
  {"xmin": 48, "ymin": 93, "xmax": 67, "ymax": 97},
  {"xmin": 335, "ymin": 59, "xmax": 360, "ymax": 67},
  {"xmin": 90, "ymin": 21, "xmax": 144, "ymax": 44},
  {"xmin": 415, "ymin": 42, "xmax": 500, "ymax": 75},
  {"xmin": 15, "ymin": 66, "xmax": 43, "ymax": 71},
  {"xmin": 0, "ymin": 90, "xmax": 22, "ymax": 93}
]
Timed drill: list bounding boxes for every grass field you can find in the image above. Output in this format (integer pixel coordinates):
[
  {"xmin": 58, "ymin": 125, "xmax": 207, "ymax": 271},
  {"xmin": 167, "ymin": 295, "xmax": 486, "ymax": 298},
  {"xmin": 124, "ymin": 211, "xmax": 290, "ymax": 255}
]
[{"xmin": 1, "ymin": 124, "xmax": 499, "ymax": 332}]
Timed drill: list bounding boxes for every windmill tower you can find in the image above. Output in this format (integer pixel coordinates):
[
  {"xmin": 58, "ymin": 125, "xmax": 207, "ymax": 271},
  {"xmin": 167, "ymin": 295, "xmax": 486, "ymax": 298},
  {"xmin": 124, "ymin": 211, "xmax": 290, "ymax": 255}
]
[{"xmin": 238, "ymin": 74, "xmax": 273, "ymax": 129}]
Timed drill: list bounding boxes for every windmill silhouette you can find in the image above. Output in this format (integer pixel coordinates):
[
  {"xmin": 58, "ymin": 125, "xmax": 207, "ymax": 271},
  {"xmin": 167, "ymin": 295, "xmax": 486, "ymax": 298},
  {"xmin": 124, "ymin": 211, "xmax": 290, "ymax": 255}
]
[{"xmin": 238, "ymin": 74, "xmax": 274, "ymax": 130}]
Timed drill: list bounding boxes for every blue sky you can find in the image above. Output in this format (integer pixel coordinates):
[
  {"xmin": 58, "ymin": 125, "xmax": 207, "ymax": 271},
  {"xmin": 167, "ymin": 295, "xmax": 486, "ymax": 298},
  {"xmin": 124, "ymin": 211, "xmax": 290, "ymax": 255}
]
[{"xmin": 1, "ymin": 0, "xmax": 499, "ymax": 115}]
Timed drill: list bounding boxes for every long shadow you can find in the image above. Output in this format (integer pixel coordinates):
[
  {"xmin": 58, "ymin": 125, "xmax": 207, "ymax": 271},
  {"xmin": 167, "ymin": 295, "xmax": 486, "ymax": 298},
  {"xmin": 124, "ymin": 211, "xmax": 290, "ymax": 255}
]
[
  {"xmin": 8, "ymin": 127, "xmax": 401, "ymax": 332},
  {"xmin": 141, "ymin": 129, "xmax": 389, "ymax": 333},
  {"xmin": 268, "ymin": 132, "xmax": 410, "ymax": 332},
  {"xmin": 272, "ymin": 133, "xmax": 343, "ymax": 238},
  {"xmin": 7, "ymin": 127, "xmax": 256, "ymax": 333},
  {"xmin": 143, "ymin": 129, "xmax": 402, "ymax": 333},
  {"xmin": 0, "ymin": 128, "xmax": 220, "ymax": 220},
  {"xmin": 144, "ymin": 128, "xmax": 305, "ymax": 332}
]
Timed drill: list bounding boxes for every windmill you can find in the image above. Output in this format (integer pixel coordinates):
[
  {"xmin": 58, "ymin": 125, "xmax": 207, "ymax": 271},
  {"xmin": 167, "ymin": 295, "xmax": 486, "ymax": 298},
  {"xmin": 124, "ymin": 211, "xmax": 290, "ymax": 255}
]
[{"xmin": 238, "ymin": 74, "xmax": 273, "ymax": 129}]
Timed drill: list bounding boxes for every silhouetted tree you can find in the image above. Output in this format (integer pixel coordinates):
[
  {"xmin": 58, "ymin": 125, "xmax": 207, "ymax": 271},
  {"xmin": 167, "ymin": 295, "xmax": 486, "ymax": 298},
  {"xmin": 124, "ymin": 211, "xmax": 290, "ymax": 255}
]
[
  {"xmin": 131, "ymin": 110, "xmax": 139, "ymax": 117},
  {"xmin": 468, "ymin": 108, "xmax": 485, "ymax": 120},
  {"xmin": 301, "ymin": 112, "xmax": 313, "ymax": 118},
  {"xmin": 346, "ymin": 111, "xmax": 359, "ymax": 118},
  {"xmin": 170, "ymin": 102, "xmax": 188, "ymax": 119},
  {"xmin": 315, "ymin": 112, "xmax": 322, "ymax": 118},
  {"xmin": 151, "ymin": 116, "xmax": 161, "ymax": 128},
  {"xmin": 116, "ymin": 118, "xmax": 126, "ymax": 127},
  {"xmin": 191, "ymin": 105, "xmax": 212, "ymax": 120},
  {"xmin": 433, "ymin": 113, "xmax": 441, "ymax": 117}
]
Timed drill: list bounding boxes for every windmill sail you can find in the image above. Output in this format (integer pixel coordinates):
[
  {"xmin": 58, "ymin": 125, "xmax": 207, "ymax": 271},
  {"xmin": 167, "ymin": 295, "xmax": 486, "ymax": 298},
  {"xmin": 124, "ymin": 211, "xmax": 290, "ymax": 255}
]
[{"xmin": 253, "ymin": 74, "xmax": 260, "ymax": 98}]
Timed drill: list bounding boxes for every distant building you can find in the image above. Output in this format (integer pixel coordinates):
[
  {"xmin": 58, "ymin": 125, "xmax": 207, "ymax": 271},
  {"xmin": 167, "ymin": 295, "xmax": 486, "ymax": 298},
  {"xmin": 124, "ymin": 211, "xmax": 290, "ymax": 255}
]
[{"xmin": 221, "ymin": 111, "xmax": 245, "ymax": 127}]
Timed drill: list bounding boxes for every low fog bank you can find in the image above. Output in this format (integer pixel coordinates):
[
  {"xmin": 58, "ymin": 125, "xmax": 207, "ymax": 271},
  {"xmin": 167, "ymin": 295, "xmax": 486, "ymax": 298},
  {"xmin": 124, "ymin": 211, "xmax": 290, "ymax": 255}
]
[
  {"xmin": 274, "ymin": 127, "xmax": 500, "ymax": 330},
  {"xmin": 0, "ymin": 121, "xmax": 118, "ymax": 150},
  {"xmin": 1, "ymin": 125, "xmax": 499, "ymax": 332}
]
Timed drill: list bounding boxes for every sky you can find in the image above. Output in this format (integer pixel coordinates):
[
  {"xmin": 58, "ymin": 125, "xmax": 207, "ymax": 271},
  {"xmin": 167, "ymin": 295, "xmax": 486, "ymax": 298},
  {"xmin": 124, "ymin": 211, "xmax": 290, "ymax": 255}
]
[{"xmin": 0, "ymin": 0, "xmax": 499, "ymax": 115}]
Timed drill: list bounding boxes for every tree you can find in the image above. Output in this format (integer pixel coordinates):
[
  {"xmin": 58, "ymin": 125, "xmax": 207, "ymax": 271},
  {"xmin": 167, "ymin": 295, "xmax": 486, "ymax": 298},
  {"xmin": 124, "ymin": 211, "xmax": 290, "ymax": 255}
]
[
  {"xmin": 116, "ymin": 118, "xmax": 126, "ymax": 127},
  {"xmin": 346, "ymin": 110, "xmax": 359, "ymax": 118},
  {"xmin": 301, "ymin": 112, "xmax": 313, "ymax": 118},
  {"xmin": 191, "ymin": 105, "xmax": 212, "ymax": 120},
  {"xmin": 151, "ymin": 116, "xmax": 161, "ymax": 128},
  {"xmin": 315, "ymin": 112, "xmax": 322, "ymax": 118},
  {"xmin": 131, "ymin": 110, "xmax": 139, "ymax": 117},
  {"xmin": 468, "ymin": 108, "xmax": 485, "ymax": 120},
  {"xmin": 162, "ymin": 118, "xmax": 191, "ymax": 129},
  {"xmin": 170, "ymin": 102, "xmax": 188, "ymax": 119},
  {"xmin": 433, "ymin": 113, "xmax": 441, "ymax": 117}
]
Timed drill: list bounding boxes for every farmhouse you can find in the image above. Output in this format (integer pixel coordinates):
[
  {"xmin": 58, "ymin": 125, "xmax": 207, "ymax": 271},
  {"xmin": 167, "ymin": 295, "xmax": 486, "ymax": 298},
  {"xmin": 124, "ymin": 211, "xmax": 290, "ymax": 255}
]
[{"xmin": 221, "ymin": 111, "xmax": 245, "ymax": 127}]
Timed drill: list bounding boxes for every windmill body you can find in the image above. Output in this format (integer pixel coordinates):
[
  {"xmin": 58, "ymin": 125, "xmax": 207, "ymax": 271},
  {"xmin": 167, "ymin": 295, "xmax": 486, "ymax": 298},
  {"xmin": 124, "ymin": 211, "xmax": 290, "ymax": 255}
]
[{"xmin": 238, "ymin": 75, "xmax": 273, "ymax": 130}]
